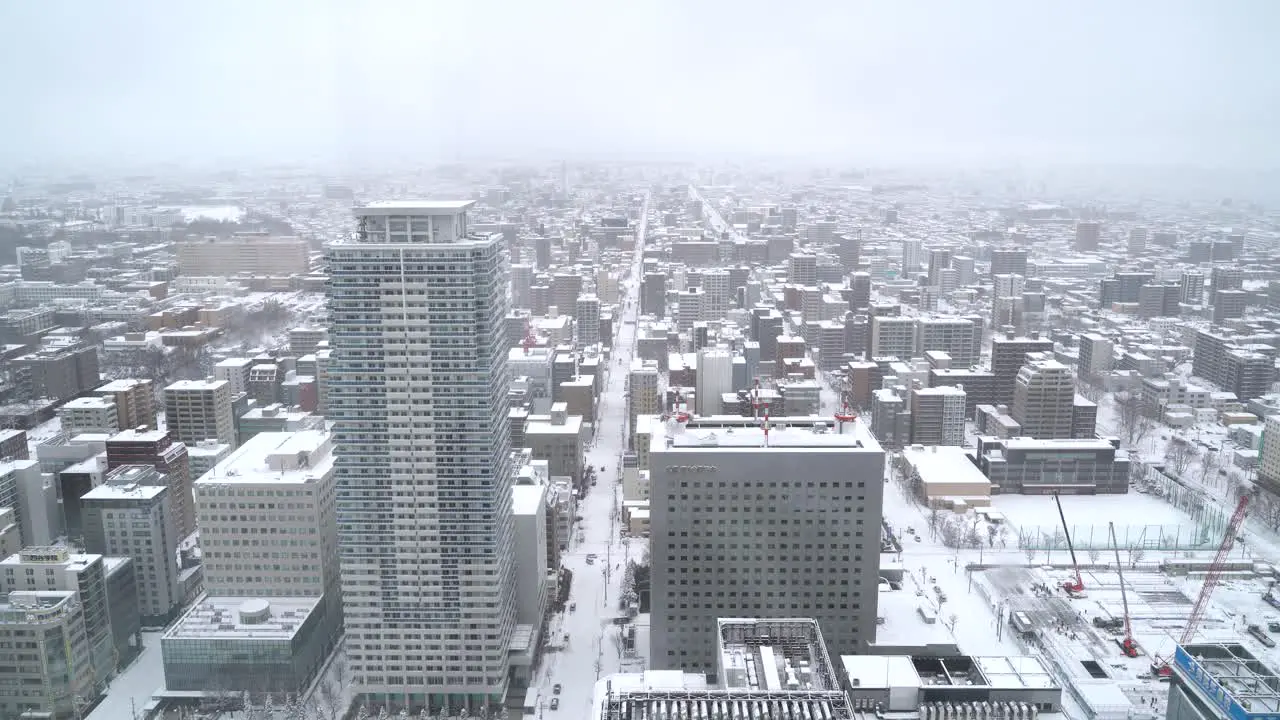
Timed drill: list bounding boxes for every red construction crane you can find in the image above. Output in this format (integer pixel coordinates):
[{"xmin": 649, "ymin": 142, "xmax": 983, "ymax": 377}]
[
  {"xmin": 834, "ymin": 403, "xmax": 856, "ymax": 431},
  {"xmin": 1152, "ymin": 490, "xmax": 1254, "ymax": 676},
  {"xmin": 673, "ymin": 390, "xmax": 691, "ymax": 423},
  {"xmin": 1108, "ymin": 522, "xmax": 1139, "ymax": 657},
  {"xmin": 521, "ymin": 320, "xmax": 537, "ymax": 355},
  {"xmin": 1052, "ymin": 493, "xmax": 1086, "ymax": 596}
]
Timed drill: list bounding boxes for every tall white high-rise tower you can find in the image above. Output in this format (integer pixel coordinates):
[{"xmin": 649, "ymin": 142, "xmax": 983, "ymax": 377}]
[{"xmin": 328, "ymin": 201, "xmax": 514, "ymax": 713}]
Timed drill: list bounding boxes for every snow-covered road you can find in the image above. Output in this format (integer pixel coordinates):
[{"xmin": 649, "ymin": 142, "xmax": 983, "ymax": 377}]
[
  {"xmin": 87, "ymin": 631, "xmax": 165, "ymax": 720},
  {"xmin": 534, "ymin": 191, "xmax": 649, "ymax": 718}
]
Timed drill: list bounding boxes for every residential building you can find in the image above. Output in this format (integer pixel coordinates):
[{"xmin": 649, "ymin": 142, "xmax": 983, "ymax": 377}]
[
  {"xmin": 0, "ymin": 508, "xmax": 18, "ymax": 559},
  {"xmin": 525, "ymin": 404, "xmax": 585, "ymax": 488},
  {"xmin": 576, "ymin": 294, "xmax": 601, "ymax": 347},
  {"xmin": 916, "ymin": 317, "xmax": 979, "ymax": 368},
  {"xmin": 94, "ymin": 379, "xmax": 155, "ymax": 431},
  {"xmin": 1127, "ymin": 226, "xmax": 1148, "ymax": 255},
  {"xmin": 81, "ymin": 468, "xmax": 182, "ymax": 625},
  {"xmin": 164, "ymin": 379, "xmax": 236, "ymax": 449},
  {"xmin": 1077, "ymin": 333, "xmax": 1113, "ymax": 378},
  {"xmin": 1075, "ymin": 221, "xmax": 1100, "ymax": 252},
  {"xmin": 788, "ymin": 253, "xmax": 817, "ymax": 285},
  {"xmin": 328, "ymin": 201, "xmax": 515, "ymax": 712},
  {"xmin": 990, "ymin": 332, "xmax": 1053, "ymax": 407},
  {"xmin": 1258, "ymin": 416, "xmax": 1280, "ymax": 491},
  {"xmin": 214, "ymin": 358, "xmax": 253, "ymax": 397},
  {"xmin": 511, "ymin": 483, "xmax": 549, "ymax": 629},
  {"xmin": 11, "ymin": 343, "xmax": 100, "ymax": 402},
  {"xmin": 695, "ymin": 347, "xmax": 733, "ymax": 416},
  {"xmin": 105, "ymin": 429, "xmax": 194, "ymax": 539},
  {"xmin": 0, "ymin": 547, "xmax": 119, "ymax": 690},
  {"xmin": 701, "ymin": 269, "xmax": 732, "ymax": 319},
  {"xmin": 927, "ymin": 249, "xmax": 951, "ymax": 287},
  {"xmin": 990, "ymin": 249, "xmax": 1028, "ymax": 277},
  {"xmin": 628, "ymin": 359, "xmax": 660, "ymax": 447},
  {"xmin": 1208, "ymin": 266, "xmax": 1243, "ymax": 307},
  {"xmin": 58, "ymin": 396, "xmax": 120, "ymax": 436},
  {"xmin": 1011, "ymin": 355, "xmax": 1076, "ymax": 440},
  {"xmin": 870, "ymin": 316, "xmax": 916, "ymax": 360},
  {"xmin": 1180, "ymin": 271, "xmax": 1204, "ymax": 305},
  {"xmin": 0, "ymin": 591, "xmax": 95, "ymax": 719},
  {"xmin": 910, "ymin": 387, "xmax": 966, "ymax": 446}
]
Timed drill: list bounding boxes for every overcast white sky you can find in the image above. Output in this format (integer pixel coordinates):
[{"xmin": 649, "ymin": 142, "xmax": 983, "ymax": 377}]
[{"xmin": 2, "ymin": 1, "xmax": 1277, "ymax": 169}]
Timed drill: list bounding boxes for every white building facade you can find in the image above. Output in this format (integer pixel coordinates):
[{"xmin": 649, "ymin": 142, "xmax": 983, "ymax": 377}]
[{"xmin": 328, "ymin": 201, "xmax": 515, "ymax": 713}]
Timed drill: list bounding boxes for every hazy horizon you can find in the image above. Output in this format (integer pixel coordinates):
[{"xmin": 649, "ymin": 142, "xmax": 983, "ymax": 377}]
[{"xmin": 3, "ymin": 0, "xmax": 1278, "ymax": 171}]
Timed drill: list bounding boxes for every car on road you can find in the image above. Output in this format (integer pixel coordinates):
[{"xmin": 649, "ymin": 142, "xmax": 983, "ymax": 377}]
[
  {"xmin": 553, "ymin": 684, "xmax": 562, "ymax": 695},
  {"xmin": 550, "ymin": 698, "xmax": 560, "ymax": 710},
  {"xmin": 569, "ymin": 603, "xmax": 576, "ymax": 612}
]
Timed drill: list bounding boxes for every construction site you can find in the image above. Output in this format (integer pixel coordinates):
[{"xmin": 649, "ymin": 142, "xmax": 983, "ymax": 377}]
[{"xmin": 877, "ymin": 454, "xmax": 1280, "ymax": 720}]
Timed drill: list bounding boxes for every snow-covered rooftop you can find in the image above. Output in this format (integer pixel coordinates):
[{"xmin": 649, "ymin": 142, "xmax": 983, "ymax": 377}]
[
  {"xmin": 194, "ymin": 430, "xmax": 333, "ymax": 485},
  {"xmin": 82, "ymin": 482, "xmax": 165, "ymax": 502},
  {"xmin": 902, "ymin": 445, "xmax": 988, "ymax": 486},
  {"xmin": 513, "ymin": 484, "xmax": 545, "ymax": 516},
  {"xmin": 163, "ymin": 596, "xmax": 319, "ymax": 641},
  {"xmin": 655, "ymin": 416, "xmax": 879, "ymax": 452}
]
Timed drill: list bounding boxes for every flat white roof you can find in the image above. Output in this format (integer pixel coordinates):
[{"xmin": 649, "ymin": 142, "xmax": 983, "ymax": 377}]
[
  {"xmin": 354, "ymin": 200, "xmax": 475, "ymax": 216},
  {"xmin": 165, "ymin": 379, "xmax": 227, "ymax": 391},
  {"xmin": 658, "ymin": 417, "xmax": 879, "ymax": 451},
  {"xmin": 526, "ymin": 416, "xmax": 584, "ymax": 435},
  {"xmin": 108, "ymin": 429, "xmax": 168, "ymax": 443},
  {"xmin": 902, "ymin": 445, "xmax": 989, "ymax": 486},
  {"xmin": 61, "ymin": 396, "xmax": 115, "ymax": 409},
  {"xmin": 196, "ymin": 431, "xmax": 333, "ymax": 486},
  {"xmin": 97, "ymin": 379, "xmax": 148, "ymax": 392},
  {"xmin": 1002, "ymin": 437, "xmax": 1117, "ymax": 451},
  {"xmin": 841, "ymin": 655, "xmax": 921, "ymax": 690},
  {"xmin": 82, "ymin": 483, "xmax": 165, "ymax": 501},
  {"xmin": 164, "ymin": 596, "xmax": 319, "ymax": 641},
  {"xmin": 512, "ymin": 484, "xmax": 545, "ymax": 516},
  {"xmin": 915, "ymin": 385, "xmax": 966, "ymax": 396},
  {"xmin": 974, "ymin": 656, "xmax": 1055, "ymax": 689}
]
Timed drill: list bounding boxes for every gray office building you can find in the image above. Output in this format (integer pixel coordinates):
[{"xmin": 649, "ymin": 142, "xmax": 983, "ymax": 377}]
[
  {"xmin": 975, "ymin": 436, "xmax": 1129, "ymax": 495},
  {"xmin": 649, "ymin": 415, "xmax": 885, "ymax": 675}
]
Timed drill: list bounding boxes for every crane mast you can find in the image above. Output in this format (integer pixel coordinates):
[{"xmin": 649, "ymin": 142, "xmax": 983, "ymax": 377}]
[
  {"xmin": 1180, "ymin": 492, "xmax": 1252, "ymax": 645},
  {"xmin": 1053, "ymin": 493, "xmax": 1085, "ymax": 595},
  {"xmin": 1109, "ymin": 522, "xmax": 1138, "ymax": 657},
  {"xmin": 1152, "ymin": 490, "xmax": 1254, "ymax": 676}
]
